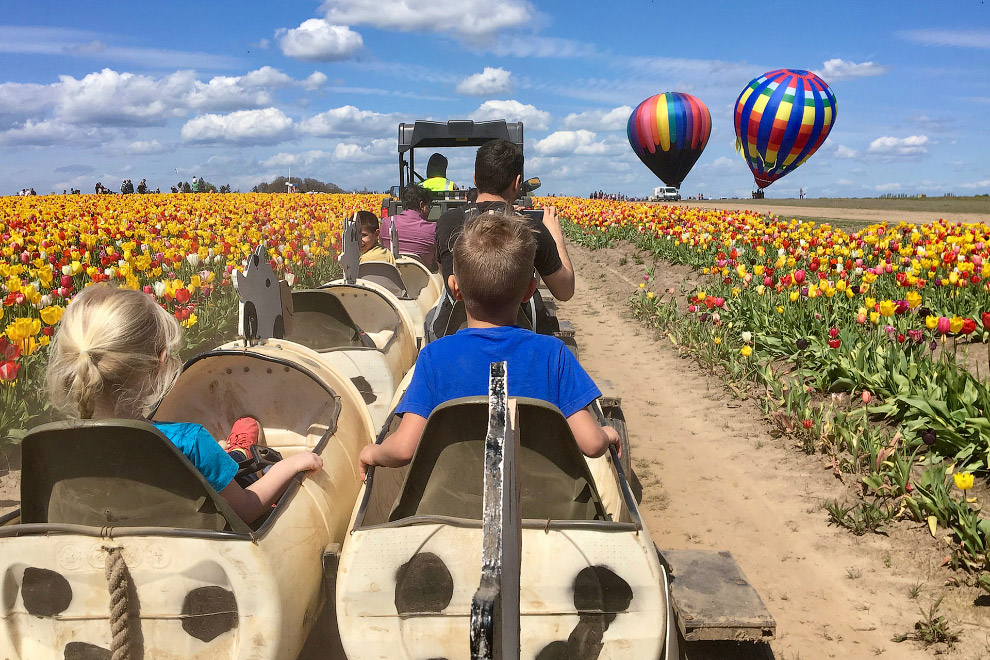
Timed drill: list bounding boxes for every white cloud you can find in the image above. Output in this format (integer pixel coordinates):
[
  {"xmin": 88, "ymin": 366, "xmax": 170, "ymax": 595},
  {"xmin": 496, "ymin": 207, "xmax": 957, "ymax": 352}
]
[
  {"xmin": 262, "ymin": 150, "xmax": 332, "ymax": 169},
  {"xmin": 834, "ymin": 145, "xmax": 859, "ymax": 159},
  {"xmin": 320, "ymin": 0, "xmax": 534, "ymax": 43},
  {"xmin": 277, "ymin": 19, "xmax": 363, "ymax": 61},
  {"xmin": 240, "ymin": 66, "xmax": 295, "ymax": 89},
  {"xmin": 123, "ymin": 140, "xmax": 168, "ymax": 155},
  {"xmin": 899, "ymin": 29, "xmax": 990, "ymax": 49},
  {"xmin": 331, "ymin": 138, "xmax": 391, "ymax": 162},
  {"xmin": 0, "ymin": 119, "xmax": 106, "ymax": 147},
  {"xmin": 867, "ymin": 135, "xmax": 930, "ymax": 160},
  {"xmin": 57, "ymin": 69, "xmax": 185, "ymax": 126},
  {"xmin": 302, "ymin": 71, "xmax": 328, "ymax": 91},
  {"xmin": 816, "ymin": 58, "xmax": 887, "ymax": 81},
  {"xmin": 297, "ymin": 105, "xmax": 401, "ymax": 137},
  {"xmin": 470, "ymin": 99, "xmax": 550, "ymax": 130},
  {"xmin": 561, "ymin": 106, "xmax": 632, "ymax": 131},
  {"xmin": 0, "ymin": 82, "xmax": 58, "ymax": 125},
  {"xmin": 534, "ymin": 130, "xmax": 623, "ymax": 156},
  {"xmin": 457, "ymin": 67, "xmax": 512, "ymax": 96},
  {"xmin": 875, "ymin": 182, "xmax": 902, "ymax": 191},
  {"xmin": 181, "ymin": 107, "xmax": 293, "ymax": 144},
  {"xmin": 959, "ymin": 179, "xmax": 990, "ymax": 190}
]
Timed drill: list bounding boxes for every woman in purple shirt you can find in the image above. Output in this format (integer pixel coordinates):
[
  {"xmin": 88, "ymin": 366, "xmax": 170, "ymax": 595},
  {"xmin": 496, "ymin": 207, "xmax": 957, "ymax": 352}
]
[{"xmin": 381, "ymin": 185, "xmax": 437, "ymax": 271}]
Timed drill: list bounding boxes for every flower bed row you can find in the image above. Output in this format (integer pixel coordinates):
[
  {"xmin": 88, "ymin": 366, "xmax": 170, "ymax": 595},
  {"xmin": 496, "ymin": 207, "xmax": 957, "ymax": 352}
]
[
  {"xmin": 0, "ymin": 193, "xmax": 384, "ymax": 441},
  {"xmin": 548, "ymin": 196, "xmax": 990, "ymax": 593}
]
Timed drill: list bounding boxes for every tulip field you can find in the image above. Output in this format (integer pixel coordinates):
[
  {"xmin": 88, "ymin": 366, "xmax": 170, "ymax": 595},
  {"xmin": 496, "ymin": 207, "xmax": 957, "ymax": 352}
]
[
  {"xmin": 5, "ymin": 191, "xmax": 990, "ymax": 602},
  {"xmin": 0, "ymin": 192, "xmax": 382, "ymax": 442},
  {"xmin": 553, "ymin": 197, "xmax": 990, "ymax": 594}
]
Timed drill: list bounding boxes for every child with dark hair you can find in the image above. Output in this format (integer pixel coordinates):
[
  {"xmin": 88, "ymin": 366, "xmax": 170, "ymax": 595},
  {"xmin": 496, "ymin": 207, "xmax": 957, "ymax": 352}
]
[{"xmin": 357, "ymin": 210, "xmax": 396, "ymax": 265}]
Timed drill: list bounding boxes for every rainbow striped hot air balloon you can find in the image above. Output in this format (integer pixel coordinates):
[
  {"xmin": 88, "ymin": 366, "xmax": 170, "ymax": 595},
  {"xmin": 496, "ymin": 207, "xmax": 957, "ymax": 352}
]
[
  {"xmin": 627, "ymin": 92, "xmax": 711, "ymax": 189},
  {"xmin": 734, "ymin": 69, "xmax": 837, "ymax": 189}
]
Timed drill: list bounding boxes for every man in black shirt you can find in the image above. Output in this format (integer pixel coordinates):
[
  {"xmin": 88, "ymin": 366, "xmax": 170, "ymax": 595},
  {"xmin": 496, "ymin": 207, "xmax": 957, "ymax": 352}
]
[{"xmin": 435, "ymin": 139, "xmax": 574, "ymax": 301}]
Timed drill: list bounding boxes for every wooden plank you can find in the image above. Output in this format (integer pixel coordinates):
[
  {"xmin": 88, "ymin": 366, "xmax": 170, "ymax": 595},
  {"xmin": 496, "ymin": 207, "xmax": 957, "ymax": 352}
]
[
  {"xmin": 470, "ymin": 362, "xmax": 521, "ymax": 660},
  {"xmin": 660, "ymin": 549, "xmax": 776, "ymax": 643}
]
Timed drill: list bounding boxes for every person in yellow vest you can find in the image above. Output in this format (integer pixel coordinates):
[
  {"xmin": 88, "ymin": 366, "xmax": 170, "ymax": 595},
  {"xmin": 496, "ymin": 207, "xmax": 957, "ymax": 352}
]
[{"xmin": 421, "ymin": 153, "xmax": 458, "ymax": 191}]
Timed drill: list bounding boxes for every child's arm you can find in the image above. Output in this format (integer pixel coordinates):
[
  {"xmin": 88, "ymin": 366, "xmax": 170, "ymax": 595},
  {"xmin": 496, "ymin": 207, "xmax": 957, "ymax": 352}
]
[
  {"xmin": 219, "ymin": 451, "xmax": 324, "ymax": 523},
  {"xmin": 358, "ymin": 413, "xmax": 428, "ymax": 481},
  {"xmin": 566, "ymin": 409, "xmax": 622, "ymax": 459}
]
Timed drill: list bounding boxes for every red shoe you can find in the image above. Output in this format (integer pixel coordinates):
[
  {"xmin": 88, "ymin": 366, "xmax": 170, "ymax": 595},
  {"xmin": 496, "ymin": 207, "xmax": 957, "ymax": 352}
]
[{"xmin": 226, "ymin": 416, "xmax": 263, "ymax": 452}]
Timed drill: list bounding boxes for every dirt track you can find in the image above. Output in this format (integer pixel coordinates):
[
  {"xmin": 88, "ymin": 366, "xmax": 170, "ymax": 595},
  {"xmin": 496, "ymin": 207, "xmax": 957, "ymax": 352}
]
[
  {"xmin": 665, "ymin": 200, "xmax": 989, "ymax": 226},
  {"xmin": 560, "ymin": 240, "xmax": 990, "ymax": 660}
]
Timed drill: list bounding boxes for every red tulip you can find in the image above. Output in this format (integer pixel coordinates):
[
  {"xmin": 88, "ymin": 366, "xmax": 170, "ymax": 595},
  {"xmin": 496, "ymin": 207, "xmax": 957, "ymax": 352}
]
[
  {"xmin": 962, "ymin": 318, "xmax": 977, "ymax": 335},
  {"xmin": 174, "ymin": 288, "xmax": 191, "ymax": 304},
  {"xmin": 802, "ymin": 419, "xmax": 813, "ymax": 429},
  {"xmin": 829, "ymin": 327, "xmax": 839, "ymax": 339},
  {"xmin": 981, "ymin": 312, "xmax": 990, "ymax": 331},
  {"xmin": 828, "ymin": 338, "xmax": 841, "ymax": 349},
  {"xmin": 0, "ymin": 360, "xmax": 21, "ymax": 382}
]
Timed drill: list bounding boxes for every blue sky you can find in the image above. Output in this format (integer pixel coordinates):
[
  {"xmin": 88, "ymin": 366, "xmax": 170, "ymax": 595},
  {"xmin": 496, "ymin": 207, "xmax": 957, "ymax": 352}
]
[{"xmin": 1, "ymin": 0, "xmax": 988, "ymax": 198}]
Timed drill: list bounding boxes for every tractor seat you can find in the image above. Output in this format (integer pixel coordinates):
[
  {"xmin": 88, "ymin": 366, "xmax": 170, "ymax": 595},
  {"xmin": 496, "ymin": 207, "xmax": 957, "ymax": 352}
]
[
  {"xmin": 19, "ymin": 419, "xmax": 249, "ymax": 534},
  {"xmin": 389, "ymin": 397, "xmax": 606, "ymax": 522}
]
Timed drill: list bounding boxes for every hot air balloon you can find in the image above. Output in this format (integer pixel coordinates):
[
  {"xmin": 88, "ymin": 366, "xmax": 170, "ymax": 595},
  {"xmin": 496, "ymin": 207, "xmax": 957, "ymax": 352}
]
[
  {"xmin": 734, "ymin": 69, "xmax": 837, "ymax": 189},
  {"xmin": 627, "ymin": 92, "xmax": 711, "ymax": 189}
]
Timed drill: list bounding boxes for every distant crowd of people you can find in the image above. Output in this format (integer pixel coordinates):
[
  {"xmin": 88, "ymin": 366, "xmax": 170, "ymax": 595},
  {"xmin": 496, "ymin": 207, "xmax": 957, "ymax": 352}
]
[
  {"xmin": 589, "ymin": 190, "xmax": 629, "ymax": 201},
  {"xmin": 16, "ymin": 188, "xmax": 37, "ymax": 196}
]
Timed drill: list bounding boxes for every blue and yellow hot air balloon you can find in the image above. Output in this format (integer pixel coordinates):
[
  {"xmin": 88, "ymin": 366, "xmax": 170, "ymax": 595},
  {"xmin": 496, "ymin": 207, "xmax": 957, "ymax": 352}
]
[
  {"xmin": 733, "ymin": 69, "xmax": 837, "ymax": 189},
  {"xmin": 627, "ymin": 92, "xmax": 711, "ymax": 189}
]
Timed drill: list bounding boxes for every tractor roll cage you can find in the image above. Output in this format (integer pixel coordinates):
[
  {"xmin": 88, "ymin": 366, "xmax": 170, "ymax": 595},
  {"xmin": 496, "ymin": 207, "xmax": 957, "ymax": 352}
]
[{"xmin": 397, "ymin": 120, "xmax": 524, "ymax": 190}]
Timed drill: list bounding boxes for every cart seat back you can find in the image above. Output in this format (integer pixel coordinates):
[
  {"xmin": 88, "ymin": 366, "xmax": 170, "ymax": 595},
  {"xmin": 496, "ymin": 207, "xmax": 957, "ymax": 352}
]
[
  {"xmin": 19, "ymin": 419, "xmax": 248, "ymax": 533},
  {"xmin": 389, "ymin": 397, "xmax": 606, "ymax": 522},
  {"xmin": 289, "ymin": 290, "xmax": 377, "ymax": 351},
  {"xmin": 358, "ymin": 262, "xmax": 407, "ymax": 298}
]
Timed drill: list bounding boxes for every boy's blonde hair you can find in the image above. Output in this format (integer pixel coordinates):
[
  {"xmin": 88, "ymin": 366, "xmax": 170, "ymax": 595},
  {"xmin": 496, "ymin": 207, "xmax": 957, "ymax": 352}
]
[
  {"xmin": 46, "ymin": 285, "xmax": 183, "ymax": 419},
  {"xmin": 453, "ymin": 213, "xmax": 537, "ymax": 318}
]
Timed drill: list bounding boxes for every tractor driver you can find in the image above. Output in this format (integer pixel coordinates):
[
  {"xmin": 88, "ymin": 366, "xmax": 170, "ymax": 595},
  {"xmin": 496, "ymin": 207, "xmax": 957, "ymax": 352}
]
[
  {"xmin": 421, "ymin": 153, "xmax": 458, "ymax": 192},
  {"xmin": 429, "ymin": 139, "xmax": 575, "ymax": 337}
]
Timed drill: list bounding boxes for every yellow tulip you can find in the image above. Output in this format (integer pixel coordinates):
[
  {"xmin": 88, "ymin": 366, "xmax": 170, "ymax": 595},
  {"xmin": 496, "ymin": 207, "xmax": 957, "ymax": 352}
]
[
  {"xmin": 870, "ymin": 311, "xmax": 880, "ymax": 324},
  {"xmin": 950, "ymin": 315, "xmax": 964, "ymax": 333},
  {"xmin": 789, "ymin": 291, "xmax": 799, "ymax": 302},
  {"xmin": 865, "ymin": 297, "xmax": 876, "ymax": 309},
  {"xmin": 906, "ymin": 291, "xmax": 921, "ymax": 309},
  {"xmin": 926, "ymin": 315, "xmax": 938, "ymax": 330},
  {"xmin": 39, "ymin": 305, "xmax": 64, "ymax": 325},
  {"xmin": 739, "ymin": 345, "xmax": 753, "ymax": 357},
  {"xmin": 878, "ymin": 300, "xmax": 896, "ymax": 317},
  {"xmin": 646, "ymin": 291, "xmax": 655, "ymax": 299},
  {"xmin": 5, "ymin": 317, "xmax": 41, "ymax": 342},
  {"xmin": 954, "ymin": 472, "xmax": 974, "ymax": 491}
]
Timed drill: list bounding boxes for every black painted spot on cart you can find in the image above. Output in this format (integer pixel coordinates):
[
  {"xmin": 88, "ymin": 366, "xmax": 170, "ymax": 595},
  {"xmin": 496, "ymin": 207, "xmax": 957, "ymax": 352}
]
[
  {"xmin": 64, "ymin": 642, "xmax": 111, "ymax": 660},
  {"xmin": 535, "ymin": 566, "xmax": 633, "ymax": 660},
  {"xmin": 394, "ymin": 552, "xmax": 453, "ymax": 614},
  {"xmin": 350, "ymin": 376, "xmax": 377, "ymax": 404},
  {"xmin": 181, "ymin": 586, "xmax": 238, "ymax": 642},
  {"xmin": 22, "ymin": 567, "xmax": 72, "ymax": 616},
  {"xmin": 573, "ymin": 565, "xmax": 632, "ymax": 624}
]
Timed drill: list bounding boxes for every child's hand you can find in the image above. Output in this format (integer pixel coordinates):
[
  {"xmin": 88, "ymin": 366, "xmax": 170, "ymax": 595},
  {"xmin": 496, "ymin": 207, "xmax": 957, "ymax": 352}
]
[
  {"xmin": 604, "ymin": 424, "xmax": 621, "ymax": 459},
  {"xmin": 288, "ymin": 451, "xmax": 324, "ymax": 474},
  {"xmin": 358, "ymin": 444, "xmax": 376, "ymax": 482}
]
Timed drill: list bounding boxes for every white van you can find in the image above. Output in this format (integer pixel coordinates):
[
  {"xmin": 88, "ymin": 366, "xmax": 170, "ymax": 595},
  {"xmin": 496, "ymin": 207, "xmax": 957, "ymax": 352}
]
[{"xmin": 651, "ymin": 186, "xmax": 680, "ymax": 201}]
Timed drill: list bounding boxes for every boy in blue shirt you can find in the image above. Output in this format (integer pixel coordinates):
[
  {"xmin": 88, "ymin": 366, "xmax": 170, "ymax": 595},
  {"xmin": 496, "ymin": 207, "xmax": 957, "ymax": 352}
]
[{"xmin": 359, "ymin": 213, "xmax": 620, "ymax": 479}]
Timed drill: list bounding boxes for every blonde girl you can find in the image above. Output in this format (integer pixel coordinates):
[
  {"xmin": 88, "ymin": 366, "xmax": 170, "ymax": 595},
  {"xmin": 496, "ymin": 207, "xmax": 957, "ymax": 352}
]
[{"xmin": 46, "ymin": 285, "xmax": 322, "ymax": 524}]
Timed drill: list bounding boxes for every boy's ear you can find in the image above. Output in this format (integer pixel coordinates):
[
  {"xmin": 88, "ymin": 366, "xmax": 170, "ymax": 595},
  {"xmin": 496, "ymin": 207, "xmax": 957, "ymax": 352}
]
[
  {"xmin": 521, "ymin": 276, "xmax": 538, "ymax": 302},
  {"xmin": 448, "ymin": 274, "xmax": 464, "ymax": 301}
]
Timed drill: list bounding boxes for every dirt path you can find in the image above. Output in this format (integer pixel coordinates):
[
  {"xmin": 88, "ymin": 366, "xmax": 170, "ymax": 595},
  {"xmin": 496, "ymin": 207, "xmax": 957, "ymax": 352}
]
[
  {"xmin": 559, "ymin": 240, "xmax": 990, "ymax": 660},
  {"xmin": 664, "ymin": 200, "xmax": 988, "ymax": 226}
]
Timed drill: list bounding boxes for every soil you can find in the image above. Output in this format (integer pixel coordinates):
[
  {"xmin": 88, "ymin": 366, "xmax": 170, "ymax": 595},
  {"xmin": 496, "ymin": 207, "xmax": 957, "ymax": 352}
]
[
  {"xmin": 665, "ymin": 200, "xmax": 989, "ymax": 227},
  {"xmin": 558, "ymin": 239, "xmax": 990, "ymax": 660}
]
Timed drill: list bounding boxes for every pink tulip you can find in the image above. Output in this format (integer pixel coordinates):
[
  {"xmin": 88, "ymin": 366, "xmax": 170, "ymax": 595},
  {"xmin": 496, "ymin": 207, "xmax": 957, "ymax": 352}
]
[
  {"xmin": 937, "ymin": 317, "xmax": 951, "ymax": 335},
  {"xmin": 794, "ymin": 269, "xmax": 806, "ymax": 284},
  {"xmin": 861, "ymin": 391, "xmax": 872, "ymax": 404}
]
